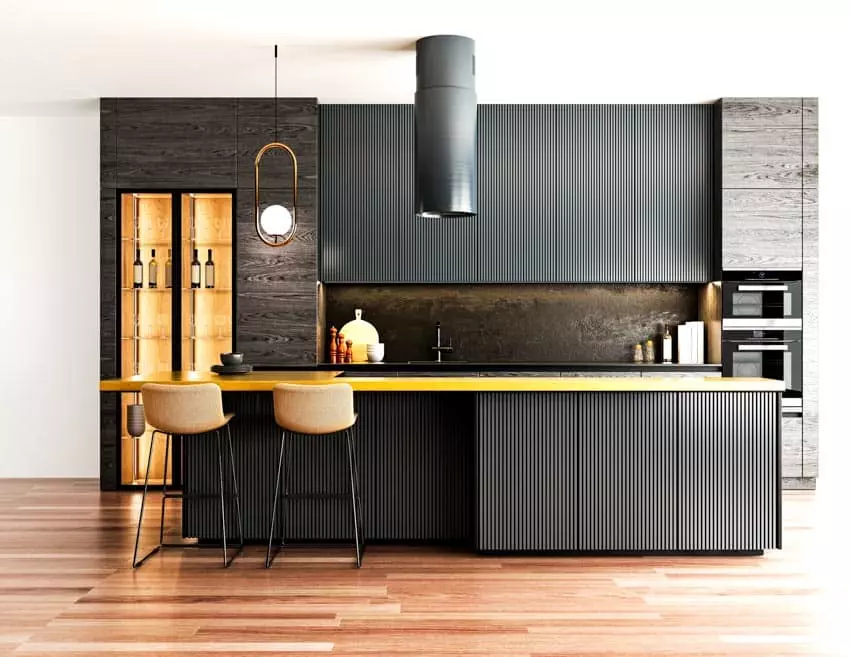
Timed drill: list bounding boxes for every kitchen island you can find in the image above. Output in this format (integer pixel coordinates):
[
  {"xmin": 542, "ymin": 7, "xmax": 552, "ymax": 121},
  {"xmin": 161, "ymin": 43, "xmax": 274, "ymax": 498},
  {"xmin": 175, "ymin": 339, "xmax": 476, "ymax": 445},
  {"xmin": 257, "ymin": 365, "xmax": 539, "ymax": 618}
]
[{"xmin": 101, "ymin": 372, "xmax": 784, "ymax": 554}]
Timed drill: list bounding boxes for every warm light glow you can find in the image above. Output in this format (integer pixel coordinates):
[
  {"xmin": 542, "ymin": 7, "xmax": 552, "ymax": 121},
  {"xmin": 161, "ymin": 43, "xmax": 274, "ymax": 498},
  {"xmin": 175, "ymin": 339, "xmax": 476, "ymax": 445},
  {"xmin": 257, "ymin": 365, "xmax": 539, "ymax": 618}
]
[{"xmin": 260, "ymin": 204, "xmax": 293, "ymax": 240}]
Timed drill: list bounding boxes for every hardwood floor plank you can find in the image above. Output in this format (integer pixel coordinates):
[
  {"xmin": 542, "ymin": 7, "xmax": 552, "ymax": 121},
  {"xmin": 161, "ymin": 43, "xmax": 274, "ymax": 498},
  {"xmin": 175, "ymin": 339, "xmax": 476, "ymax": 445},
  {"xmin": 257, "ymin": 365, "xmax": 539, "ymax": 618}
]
[{"xmin": 0, "ymin": 480, "xmax": 842, "ymax": 656}]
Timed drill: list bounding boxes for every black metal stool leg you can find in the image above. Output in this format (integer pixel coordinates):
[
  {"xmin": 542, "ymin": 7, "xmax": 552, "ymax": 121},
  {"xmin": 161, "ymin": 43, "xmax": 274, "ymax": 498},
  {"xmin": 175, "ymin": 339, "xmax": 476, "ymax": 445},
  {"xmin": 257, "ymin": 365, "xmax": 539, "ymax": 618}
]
[
  {"xmin": 159, "ymin": 432, "xmax": 171, "ymax": 545},
  {"xmin": 133, "ymin": 430, "xmax": 160, "ymax": 568},
  {"xmin": 266, "ymin": 430, "xmax": 287, "ymax": 568},
  {"xmin": 215, "ymin": 431, "xmax": 230, "ymax": 568},
  {"xmin": 345, "ymin": 429, "xmax": 363, "ymax": 568},
  {"xmin": 349, "ymin": 429, "xmax": 365, "ymax": 546},
  {"xmin": 225, "ymin": 424, "xmax": 244, "ymax": 549}
]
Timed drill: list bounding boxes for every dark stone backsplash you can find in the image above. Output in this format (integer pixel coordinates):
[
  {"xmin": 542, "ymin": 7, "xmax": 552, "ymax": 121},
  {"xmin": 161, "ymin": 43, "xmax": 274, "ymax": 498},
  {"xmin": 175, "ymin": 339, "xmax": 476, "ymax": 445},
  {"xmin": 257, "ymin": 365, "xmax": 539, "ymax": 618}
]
[{"xmin": 324, "ymin": 285, "xmax": 699, "ymax": 363}]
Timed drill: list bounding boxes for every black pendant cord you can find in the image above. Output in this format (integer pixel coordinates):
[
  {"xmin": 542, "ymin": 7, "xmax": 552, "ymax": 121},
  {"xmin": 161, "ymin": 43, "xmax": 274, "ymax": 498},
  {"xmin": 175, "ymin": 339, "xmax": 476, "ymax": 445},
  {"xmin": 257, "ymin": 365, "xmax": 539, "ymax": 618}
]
[{"xmin": 274, "ymin": 44, "xmax": 278, "ymax": 143}]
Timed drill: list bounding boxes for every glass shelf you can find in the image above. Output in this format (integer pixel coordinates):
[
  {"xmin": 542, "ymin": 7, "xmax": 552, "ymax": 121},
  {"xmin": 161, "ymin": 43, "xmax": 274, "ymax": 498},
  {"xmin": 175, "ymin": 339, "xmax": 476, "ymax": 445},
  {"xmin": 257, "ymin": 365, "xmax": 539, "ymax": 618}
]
[
  {"xmin": 121, "ymin": 237, "xmax": 172, "ymax": 244},
  {"xmin": 121, "ymin": 336, "xmax": 171, "ymax": 341},
  {"xmin": 183, "ymin": 335, "xmax": 233, "ymax": 340},
  {"xmin": 121, "ymin": 287, "xmax": 174, "ymax": 292},
  {"xmin": 182, "ymin": 239, "xmax": 232, "ymax": 247},
  {"xmin": 182, "ymin": 287, "xmax": 233, "ymax": 293}
]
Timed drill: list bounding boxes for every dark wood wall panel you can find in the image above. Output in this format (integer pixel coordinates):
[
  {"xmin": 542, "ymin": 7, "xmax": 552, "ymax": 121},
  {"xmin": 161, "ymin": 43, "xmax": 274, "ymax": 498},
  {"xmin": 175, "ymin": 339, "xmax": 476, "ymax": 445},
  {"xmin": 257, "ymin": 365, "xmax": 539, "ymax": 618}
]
[
  {"xmin": 236, "ymin": 99, "xmax": 318, "ymax": 191},
  {"xmin": 101, "ymin": 97, "xmax": 319, "ymax": 488},
  {"xmin": 115, "ymin": 98, "xmax": 238, "ymax": 188},
  {"xmin": 100, "ymin": 99, "xmax": 117, "ymax": 188}
]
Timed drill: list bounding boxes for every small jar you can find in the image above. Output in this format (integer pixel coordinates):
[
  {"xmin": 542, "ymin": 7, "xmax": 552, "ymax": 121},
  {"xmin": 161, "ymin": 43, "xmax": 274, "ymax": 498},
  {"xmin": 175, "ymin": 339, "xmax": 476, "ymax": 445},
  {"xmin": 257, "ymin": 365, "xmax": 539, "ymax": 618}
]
[
  {"xmin": 633, "ymin": 343, "xmax": 643, "ymax": 363},
  {"xmin": 644, "ymin": 339, "xmax": 655, "ymax": 363}
]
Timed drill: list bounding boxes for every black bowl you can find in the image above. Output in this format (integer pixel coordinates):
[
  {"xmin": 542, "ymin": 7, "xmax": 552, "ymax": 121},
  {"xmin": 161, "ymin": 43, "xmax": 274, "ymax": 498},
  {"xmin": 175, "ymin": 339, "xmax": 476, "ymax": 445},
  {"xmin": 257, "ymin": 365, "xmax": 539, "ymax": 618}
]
[{"xmin": 220, "ymin": 352, "xmax": 244, "ymax": 366}]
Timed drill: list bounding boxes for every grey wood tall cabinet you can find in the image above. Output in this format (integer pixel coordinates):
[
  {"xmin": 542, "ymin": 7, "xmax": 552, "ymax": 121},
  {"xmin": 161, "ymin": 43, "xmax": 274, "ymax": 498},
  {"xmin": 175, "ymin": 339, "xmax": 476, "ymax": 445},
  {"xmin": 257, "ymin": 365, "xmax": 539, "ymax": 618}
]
[{"xmin": 717, "ymin": 97, "xmax": 818, "ymax": 488}]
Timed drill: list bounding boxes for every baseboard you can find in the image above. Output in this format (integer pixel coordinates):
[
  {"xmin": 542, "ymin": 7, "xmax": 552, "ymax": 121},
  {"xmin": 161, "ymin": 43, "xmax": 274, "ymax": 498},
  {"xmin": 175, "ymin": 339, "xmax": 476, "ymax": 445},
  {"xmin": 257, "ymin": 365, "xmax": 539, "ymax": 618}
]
[{"xmin": 782, "ymin": 477, "xmax": 816, "ymax": 490}]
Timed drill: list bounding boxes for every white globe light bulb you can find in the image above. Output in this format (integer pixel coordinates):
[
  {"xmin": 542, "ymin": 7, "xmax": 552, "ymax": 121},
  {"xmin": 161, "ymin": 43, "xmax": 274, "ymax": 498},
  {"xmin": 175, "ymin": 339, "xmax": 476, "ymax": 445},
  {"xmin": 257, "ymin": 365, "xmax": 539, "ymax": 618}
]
[{"xmin": 259, "ymin": 204, "xmax": 293, "ymax": 241}]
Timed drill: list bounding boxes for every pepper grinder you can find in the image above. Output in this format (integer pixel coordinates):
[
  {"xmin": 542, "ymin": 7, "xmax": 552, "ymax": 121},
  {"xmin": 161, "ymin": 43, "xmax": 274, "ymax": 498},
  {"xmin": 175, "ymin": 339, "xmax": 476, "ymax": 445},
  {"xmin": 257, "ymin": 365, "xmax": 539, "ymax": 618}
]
[
  {"xmin": 329, "ymin": 326, "xmax": 338, "ymax": 364},
  {"xmin": 345, "ymin": 339, "xmax": 354, "ymax": 363}
]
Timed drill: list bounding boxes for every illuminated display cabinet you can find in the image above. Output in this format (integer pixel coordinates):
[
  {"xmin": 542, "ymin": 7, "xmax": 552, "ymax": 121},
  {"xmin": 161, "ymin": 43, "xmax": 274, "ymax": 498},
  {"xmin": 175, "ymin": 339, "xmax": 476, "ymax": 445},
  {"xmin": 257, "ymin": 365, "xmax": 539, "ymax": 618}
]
[{"xmin": 119, "ymin": 192, "xmax": 233, "ymax": 486}]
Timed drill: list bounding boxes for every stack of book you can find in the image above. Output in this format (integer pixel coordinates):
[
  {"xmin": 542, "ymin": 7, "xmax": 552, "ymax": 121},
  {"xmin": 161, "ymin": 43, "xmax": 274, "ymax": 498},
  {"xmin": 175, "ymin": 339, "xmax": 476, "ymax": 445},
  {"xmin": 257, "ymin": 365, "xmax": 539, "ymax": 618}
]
[{"xmin": 677, "ymin": 321, "xmax": 705, "ymax": 364}]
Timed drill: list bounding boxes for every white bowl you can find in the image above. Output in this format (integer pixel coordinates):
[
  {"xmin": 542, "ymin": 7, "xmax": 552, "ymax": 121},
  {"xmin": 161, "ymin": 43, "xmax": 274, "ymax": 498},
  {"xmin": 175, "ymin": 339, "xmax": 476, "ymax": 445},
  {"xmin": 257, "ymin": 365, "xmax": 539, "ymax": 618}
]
[{"xmin": 366, "ymin": 343, "xmax": 385, "ymax": 363}]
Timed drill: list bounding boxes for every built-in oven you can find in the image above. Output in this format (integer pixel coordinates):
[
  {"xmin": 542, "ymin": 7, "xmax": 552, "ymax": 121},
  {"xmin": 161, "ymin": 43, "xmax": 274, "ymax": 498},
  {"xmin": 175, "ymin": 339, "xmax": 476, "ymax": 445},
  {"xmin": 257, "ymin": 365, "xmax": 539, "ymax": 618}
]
[
  {"xmin": 721, "ymin": 329, "xmax": 802, "ymax": 409},
  {"xmin": 722, "ymin": 271, "xmax": 802, "ymax": 330}
]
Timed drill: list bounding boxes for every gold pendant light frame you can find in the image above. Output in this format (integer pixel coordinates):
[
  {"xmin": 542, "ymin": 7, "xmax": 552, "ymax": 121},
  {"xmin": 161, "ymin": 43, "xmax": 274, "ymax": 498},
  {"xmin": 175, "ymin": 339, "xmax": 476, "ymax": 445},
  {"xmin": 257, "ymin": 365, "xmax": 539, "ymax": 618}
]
[{"xmin": 254, "ymin": 142, "xmax": 298, "ymax": 247}]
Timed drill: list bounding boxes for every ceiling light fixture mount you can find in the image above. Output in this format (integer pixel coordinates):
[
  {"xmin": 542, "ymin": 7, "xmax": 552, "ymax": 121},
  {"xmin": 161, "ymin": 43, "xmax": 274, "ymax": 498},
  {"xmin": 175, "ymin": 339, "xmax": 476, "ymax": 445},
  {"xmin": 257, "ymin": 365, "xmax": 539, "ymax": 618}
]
[{"xmin": 255, "ymin": 44, "xmax": 298, "ymax": 247}]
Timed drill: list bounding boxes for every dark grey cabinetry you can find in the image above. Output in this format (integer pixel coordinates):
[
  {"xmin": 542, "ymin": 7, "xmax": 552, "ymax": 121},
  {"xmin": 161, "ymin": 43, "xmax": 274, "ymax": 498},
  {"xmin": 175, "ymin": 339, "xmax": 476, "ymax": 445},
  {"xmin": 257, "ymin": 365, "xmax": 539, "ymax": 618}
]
[
  {"xmin": 321, "ymin": 104, "xmax": 713, "ymax": 284},
  {"xmin": 719, "ymin": 98, "xmax": 805, "ymax": 270},
  {"xmin": 678, "ymin": 393, "xmax": 779, "ymax": 550},
  {"xmin": 476, "ymin": 391, "xmax": 780, "ymax": 552}
]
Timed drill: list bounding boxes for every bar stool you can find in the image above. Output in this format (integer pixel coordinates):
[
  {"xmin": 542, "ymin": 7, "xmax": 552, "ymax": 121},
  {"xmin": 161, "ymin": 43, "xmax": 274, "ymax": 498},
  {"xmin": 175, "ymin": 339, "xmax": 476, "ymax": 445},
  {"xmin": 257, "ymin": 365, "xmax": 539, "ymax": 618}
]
[
  {"xmin": 133, "ymin": 383, "xmax": 244, "ymax": 568},
  {"xmin": 266, "ymin": 382, "xmax": 364, "ymax": 568}
]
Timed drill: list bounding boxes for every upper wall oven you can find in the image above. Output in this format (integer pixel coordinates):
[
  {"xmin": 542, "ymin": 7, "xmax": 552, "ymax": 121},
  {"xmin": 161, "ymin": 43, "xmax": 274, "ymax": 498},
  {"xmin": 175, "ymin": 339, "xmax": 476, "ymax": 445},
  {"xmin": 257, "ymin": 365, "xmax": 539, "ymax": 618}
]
[{"xmin": 722, "ymin": 271, "xmax": 802, "ymax": 330}]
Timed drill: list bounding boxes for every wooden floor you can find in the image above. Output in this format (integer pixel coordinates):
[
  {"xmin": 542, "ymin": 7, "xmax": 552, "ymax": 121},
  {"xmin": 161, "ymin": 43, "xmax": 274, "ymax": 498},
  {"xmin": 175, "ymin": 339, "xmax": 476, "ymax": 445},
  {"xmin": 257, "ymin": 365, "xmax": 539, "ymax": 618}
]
[{"xmin": 0, "ymin": 481, "xmax": 843, "ymax": 656}]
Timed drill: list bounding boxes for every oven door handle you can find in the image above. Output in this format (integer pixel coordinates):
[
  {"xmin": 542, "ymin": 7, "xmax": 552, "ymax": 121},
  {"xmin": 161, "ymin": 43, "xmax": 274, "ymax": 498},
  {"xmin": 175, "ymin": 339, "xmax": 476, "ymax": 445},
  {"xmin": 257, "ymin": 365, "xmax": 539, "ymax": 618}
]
[
  {"xmin": 738, "ymin": 344, "xmax": 789, "ymax": 351},
  {"xmin": 737, "ymin": 284, "xmax": 789, "ymax": 292}
]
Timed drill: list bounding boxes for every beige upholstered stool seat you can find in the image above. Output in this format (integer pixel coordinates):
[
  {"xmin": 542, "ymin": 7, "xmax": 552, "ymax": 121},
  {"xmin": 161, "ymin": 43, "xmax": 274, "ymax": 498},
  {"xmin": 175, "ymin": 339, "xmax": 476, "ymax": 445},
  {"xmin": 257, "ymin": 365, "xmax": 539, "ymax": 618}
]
[
  {"xmin": 142, "ymin": 383, "xmax": 233, "ymax": 434},
  {"xmin": 273, "ymin": 383, "xmax": 356, "ymax": 434}
]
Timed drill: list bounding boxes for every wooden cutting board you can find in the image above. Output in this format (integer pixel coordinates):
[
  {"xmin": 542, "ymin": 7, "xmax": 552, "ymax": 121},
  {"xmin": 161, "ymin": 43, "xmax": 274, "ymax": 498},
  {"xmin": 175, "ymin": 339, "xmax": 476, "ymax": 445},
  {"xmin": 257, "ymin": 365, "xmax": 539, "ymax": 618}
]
[{"xmin": 339, "ymin": 309, "xmax": 380, "ymax": 363}]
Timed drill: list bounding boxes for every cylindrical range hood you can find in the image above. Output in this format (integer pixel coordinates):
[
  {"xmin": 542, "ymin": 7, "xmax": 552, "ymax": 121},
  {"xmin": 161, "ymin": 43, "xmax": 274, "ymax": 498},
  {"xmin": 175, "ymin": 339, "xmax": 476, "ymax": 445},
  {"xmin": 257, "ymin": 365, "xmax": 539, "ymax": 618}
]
[{"xmin": 414, "ymin": 35, "xmax": 477, "ymax": 217}]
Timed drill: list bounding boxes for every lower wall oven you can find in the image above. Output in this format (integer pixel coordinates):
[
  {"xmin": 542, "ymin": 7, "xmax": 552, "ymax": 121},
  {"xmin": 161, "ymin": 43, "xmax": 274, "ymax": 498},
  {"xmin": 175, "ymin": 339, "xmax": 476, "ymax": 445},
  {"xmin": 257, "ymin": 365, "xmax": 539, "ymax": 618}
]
[{"xmin": 721, "ymin": 328, "xmax": 802, "ymax": 411}]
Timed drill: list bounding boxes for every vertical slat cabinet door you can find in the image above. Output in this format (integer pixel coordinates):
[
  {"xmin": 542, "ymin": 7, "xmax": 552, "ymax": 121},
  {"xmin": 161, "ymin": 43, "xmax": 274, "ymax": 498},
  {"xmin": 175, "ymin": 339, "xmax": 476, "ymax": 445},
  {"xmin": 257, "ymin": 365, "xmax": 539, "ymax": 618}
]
[
  {"xmin": 574, "ymin": 393, "xmax": 677, "ymax": 550},
  {"xmin": 719, "ymin": 97, "xmax": 803, "ymax": 270},
  {"xmin": 398, "ymin": 102, "xmax": 476, "ymax": 282},
  {"xmin": 678, "ymin": 392, "xmax": 780, "ymax": 551},
  {"xmin": 634, "ymin": 105, "xmax": 713, "ymax": 282},
  {"xmin": 116, "ymin": 98, "xmax": 237, "ymax": 188},
  {"xmin": 802, "ymin": 97, "xmax": 818, "ymax": 478},
  {"xmin": 475, "ymin": 393, "xmax": 578, "ymax": 551},
  {"xmin": 320, "ymin": 105, "xmax": 403, "ymax": 283},
  {"xmin": 555, "ymin": 105, "xmax": 634, "ymax": 282},
  {"xmin": 476, "ymin": 105, "xmax": 559, "ymax": 282}
]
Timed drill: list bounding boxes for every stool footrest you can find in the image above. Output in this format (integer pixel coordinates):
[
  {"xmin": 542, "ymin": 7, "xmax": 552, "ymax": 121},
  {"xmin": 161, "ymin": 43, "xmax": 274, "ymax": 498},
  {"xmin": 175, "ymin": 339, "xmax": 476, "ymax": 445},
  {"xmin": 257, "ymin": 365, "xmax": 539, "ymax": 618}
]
[{"xmin": 283, "ymin": 492, "xmax": 352, "ymax": 501}]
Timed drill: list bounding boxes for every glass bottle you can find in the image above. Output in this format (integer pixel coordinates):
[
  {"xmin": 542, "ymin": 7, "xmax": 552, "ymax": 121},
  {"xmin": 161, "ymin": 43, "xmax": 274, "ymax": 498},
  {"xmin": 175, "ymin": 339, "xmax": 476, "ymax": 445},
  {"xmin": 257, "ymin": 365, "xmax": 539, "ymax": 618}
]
[
  {"xmin": 165, "ymin": 248, "xmax": 173, "ymax": 289},
  {"xmin": 148, "ymin": 249, "xmax": 158, "ymax": 289}
]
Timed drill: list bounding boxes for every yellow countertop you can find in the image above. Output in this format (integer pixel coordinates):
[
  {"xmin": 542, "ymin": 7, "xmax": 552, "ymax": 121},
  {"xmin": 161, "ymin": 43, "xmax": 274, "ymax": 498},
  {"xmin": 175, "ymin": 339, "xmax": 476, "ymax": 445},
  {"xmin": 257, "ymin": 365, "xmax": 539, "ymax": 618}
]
[{"xmin": 99, "ymin": 371, "xmax": 785, "ymax": 393}]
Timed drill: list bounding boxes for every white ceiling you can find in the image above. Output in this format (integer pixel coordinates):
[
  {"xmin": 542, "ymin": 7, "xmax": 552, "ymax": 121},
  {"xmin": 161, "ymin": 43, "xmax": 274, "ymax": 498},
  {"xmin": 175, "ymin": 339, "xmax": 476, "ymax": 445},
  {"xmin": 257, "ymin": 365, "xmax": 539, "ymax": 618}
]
[{"xmin": 0, "ymin": 0, "xmax": 845, "ymax": 112}]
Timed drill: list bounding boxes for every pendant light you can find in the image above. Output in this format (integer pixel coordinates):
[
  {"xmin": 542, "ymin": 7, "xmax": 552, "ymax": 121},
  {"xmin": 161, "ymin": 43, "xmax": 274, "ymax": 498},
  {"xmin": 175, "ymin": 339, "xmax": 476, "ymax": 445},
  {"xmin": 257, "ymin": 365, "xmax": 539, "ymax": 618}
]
[{"xmin": 255, "ymin": 44, "xmax": 298, "ymax": 247}]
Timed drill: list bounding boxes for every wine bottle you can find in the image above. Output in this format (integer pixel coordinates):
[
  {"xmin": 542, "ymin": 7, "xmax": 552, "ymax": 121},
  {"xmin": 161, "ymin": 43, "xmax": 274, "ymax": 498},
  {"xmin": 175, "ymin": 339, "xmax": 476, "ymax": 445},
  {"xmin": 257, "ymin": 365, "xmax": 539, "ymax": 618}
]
[
  {"xmin": 662, "ymin": 325, "xmax": 673, "ymax": 364},
  {"xmin": 190, "ymin": 249, "xmax": 201, "ymax": 289},
  {"xmin": 205, "ymin": 249, "xmax": 215, "ymax": 289},
  {"xmin": 133, "ymin": 249, "xmax": 143, "ymax": 288},
  {"xmin": 148, "ymin": 249, "xmax": 158, "ymax": 289},
  {"xmin": 165, "ymin": 248, "xmax": 173, "ymax": 289}
]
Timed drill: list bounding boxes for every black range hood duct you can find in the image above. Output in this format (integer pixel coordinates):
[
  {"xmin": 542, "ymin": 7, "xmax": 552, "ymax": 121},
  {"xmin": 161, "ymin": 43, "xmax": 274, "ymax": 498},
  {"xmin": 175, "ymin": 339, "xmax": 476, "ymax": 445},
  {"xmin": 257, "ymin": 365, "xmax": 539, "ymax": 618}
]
[{"xmin": 414, "ymin": 35, "xmax": 477, "ymax": 217}]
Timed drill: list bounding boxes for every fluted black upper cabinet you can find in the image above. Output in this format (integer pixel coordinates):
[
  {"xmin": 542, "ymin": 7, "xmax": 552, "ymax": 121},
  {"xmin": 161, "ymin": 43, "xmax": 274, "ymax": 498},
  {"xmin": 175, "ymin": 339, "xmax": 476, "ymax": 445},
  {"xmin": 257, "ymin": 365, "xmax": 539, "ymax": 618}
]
[{"xmin": 320, "ymin": 104, "xmax": 714, "ymax": 283}]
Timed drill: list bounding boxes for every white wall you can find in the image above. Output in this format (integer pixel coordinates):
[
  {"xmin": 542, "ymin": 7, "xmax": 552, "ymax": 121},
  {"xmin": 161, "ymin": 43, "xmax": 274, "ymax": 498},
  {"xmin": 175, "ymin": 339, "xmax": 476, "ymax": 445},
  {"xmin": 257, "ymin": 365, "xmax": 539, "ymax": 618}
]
[{"xmin": 0, "ymin": 106, "xmax": 100, "ymax": 477}]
